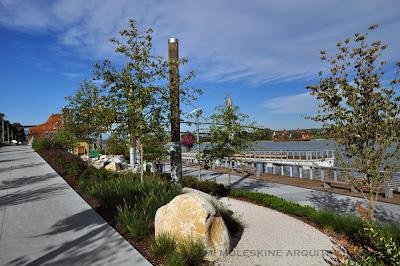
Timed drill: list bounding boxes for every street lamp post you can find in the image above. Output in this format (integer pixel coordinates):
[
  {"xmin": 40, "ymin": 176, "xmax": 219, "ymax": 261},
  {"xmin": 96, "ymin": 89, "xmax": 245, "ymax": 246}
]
[{"xmin": 191, "ymin": 108, "xmax": 202, "ymax": 180}]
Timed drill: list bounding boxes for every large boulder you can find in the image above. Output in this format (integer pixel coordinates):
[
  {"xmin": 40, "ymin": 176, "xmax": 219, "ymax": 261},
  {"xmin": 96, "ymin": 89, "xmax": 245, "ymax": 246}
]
[{"xmin": 154, "ymin": 193, "xmax": 231, "ymax": 261}]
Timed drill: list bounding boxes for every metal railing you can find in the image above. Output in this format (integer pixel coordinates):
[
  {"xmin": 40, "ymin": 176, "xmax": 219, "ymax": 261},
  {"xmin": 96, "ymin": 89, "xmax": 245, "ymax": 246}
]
[{"xmin": 181, "ymin": 151, "xmax": 400, "ymax": 198}]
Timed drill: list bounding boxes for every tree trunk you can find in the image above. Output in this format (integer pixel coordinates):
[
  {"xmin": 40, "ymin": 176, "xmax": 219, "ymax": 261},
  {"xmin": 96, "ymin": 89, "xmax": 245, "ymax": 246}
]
[
  {"xmin": 228, "ymin": 160, "xmax": 232, "ymax": 188},
  {"xmin": 369, "ymin": 192, "xmax": 375, "ymax": 220},
  {"xmin": 140, "ymin": 139, "xmax": 144, "ymax": 183},
  {"xmin": 129, "ymin": 145, "xmax": 135, "ymax": 172}
]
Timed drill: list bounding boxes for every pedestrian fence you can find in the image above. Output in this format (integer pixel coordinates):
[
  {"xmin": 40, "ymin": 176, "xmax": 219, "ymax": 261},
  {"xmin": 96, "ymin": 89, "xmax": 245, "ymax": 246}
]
[{"xmin": 181, "ymin": 152, "xmax": 400, "ymax": 199}]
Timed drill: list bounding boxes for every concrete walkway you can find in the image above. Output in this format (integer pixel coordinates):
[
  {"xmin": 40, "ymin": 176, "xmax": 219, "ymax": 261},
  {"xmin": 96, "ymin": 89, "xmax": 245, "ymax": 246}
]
[
  {"xmin": 0, "ymin": 146, "xmax": 151, "ymax": 266},
  {"xmin": 181, "ymin": 167, "xmax": 400, "ymax": 223}
]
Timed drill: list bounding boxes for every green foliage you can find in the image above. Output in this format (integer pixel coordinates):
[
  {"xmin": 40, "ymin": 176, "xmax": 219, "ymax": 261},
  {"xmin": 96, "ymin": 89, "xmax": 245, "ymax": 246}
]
[
  {"xmin": 178, "ymin": 239, "xmax": 207, "ymax": 265},
  {"xmin": 79, "ymin": 172, "xmax": 181, "ymax": 239},
  {"xmin": 143, "ymin": 133, "xmax": 168, "ymax": 163},
  {"xmin": 181, "ymin": 176, "xmax": 229, "ymax": 196},
  {"xmin": 65, "ymin": 80, "xmax": 113, "ymax": 146},
  {"xmin": 164, "ymin": 239, "xmax": 206, "ymax": 266},
  {"xmin": 92, "ymin": 19, "xmax": 201, "ymax": 180},
  {"xmin": 307, "ymin": 24, "xmax": 400, "ymax": 219},
  {"xmin": 206, "ymin": 98, "xmax": 254, "ymax": 160},
  {"xmin": 247, "ymin": 128, "xmax": 273, "ymax": 141},
  {"xmin": 356, "ymin": 224, "xmax": 400, "ymax": 265},
  {"xmin": 151, "ymin": 234, "xmax": 206, "ymax": 266},
  {"xmin": 106, "ymin": 133, "xmax": 128, "ymax": 157},
  {"xmin": 151, "ymin": 233, "xmax": 177, "ymax": 258},
  {"xmin": 32, "ymin": 138, "xmax": 53, "ymax": 153},
  {"xmin": 116, "ymin": 203, "xmax": 153, "ymax": 239},
  {"xmin": 32, "ymin": 137, "xmax": 69, "ymax": 153},
  {"xmin": 165, "ymin": 252, "xmax": 187, "ymax": 266}
]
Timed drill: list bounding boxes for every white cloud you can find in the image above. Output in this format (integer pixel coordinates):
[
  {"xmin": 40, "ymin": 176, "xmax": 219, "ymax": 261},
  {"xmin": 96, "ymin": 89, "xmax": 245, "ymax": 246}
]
[
  {"xmin": 1, "ymin": 0, "xmax": 399, "ymax": 85},
  {"xmin": 263, "ymin": 92, "xmax": 319, "ymax": 114}
]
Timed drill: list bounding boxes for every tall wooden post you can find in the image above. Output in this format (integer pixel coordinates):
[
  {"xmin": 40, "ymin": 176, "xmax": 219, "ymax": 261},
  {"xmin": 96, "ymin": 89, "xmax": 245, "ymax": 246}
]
[
  {"xmin": 168, "ymin": 38, "xmax": 182, "ymax": 182},
  {"xmin": 0, "ymin": 113, "xmax": 4, "ymax": 143}
]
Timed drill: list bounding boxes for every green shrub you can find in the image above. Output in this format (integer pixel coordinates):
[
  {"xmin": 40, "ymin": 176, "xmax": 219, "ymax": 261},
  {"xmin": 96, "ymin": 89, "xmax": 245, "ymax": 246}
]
[
  {"xmin": 164, "ymin": 238, "xmax": 206, "ymax": 266},
  {"xmin": 344, "ymin": 223, "xmax": 400, "ymax": 265},
  {"xmin": 116, "ymin": 203, "xmax": 152, "ymax": 239},
  {"xmin": 32, "ymin": 138, "xmax": 53, "ymax": 153},
  {"xmin": 181, "ymin": 176, "xmax": 229, "ymax": 196},
  {"xmin": 32, "ymin": 137, "xmax": 71, "ymax": 153},
  {"xmin": 165, "ymin": 252, "xmax": 186, "ymax": 266},
  {"xmin": 179, "ymin": 239, "xmax": 207, "ymax": 265},
  {"xmin": 78, "ymin": 171, "xmax": 181, "ymax": 239},
  {"xmin": 151, "ymin": 233, "xmax": 177, "ymax": 258}
]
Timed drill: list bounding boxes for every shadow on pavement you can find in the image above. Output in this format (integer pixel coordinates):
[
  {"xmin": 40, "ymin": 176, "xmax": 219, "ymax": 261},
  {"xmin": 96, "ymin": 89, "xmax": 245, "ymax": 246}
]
[
  {"xmin": 0, "ymin": 173, "xmax": 58, "ymax": 190},
  {"xmin": 306, "ymin": 191, "xmax": 400, "ymax": 223},
  {"xmin": 6, "ymin": 209, "xmax": 148, "ymax": 266},
  {"xmin": 0, "ymin": 157, "xmax": 30, "ymax": 164},
  {"xmin": 34, "ymin": 209, "xmax": 105, "ymax": 237},
  {"xmin": 0, "ymin": 162, "xmax": 46, "ymax": 174},
  {"xmin": 0, "ymin": 184, "xmax": 68, "ymax": 208}
]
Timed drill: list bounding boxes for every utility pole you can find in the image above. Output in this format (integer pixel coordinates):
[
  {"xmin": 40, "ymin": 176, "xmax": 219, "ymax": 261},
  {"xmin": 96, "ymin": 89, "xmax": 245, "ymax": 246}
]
[
  {"xmin": 0, "ymin": 113, "xmax": 4, "ymax": 143},
  {"xmin": 168, "ymin": 38, "xmax": 182, "ymax": 182}
]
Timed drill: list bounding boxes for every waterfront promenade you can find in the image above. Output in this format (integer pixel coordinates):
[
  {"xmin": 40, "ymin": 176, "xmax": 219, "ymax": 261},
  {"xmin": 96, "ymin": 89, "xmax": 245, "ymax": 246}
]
[
  {"xmin": 180, "ymin": 167, "xmax": 400, "ymax": 223},
  {"xmin": 0, "ymin": 146, "xmax": 150, "ymax": 266}
]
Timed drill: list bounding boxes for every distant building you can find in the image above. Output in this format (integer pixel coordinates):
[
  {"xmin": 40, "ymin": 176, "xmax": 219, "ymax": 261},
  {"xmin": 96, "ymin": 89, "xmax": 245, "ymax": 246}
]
[
  {"xmin": 272, "ymin": 129, "xmax": 310, "ymax": 141},
  {"xmin": 28, "ymin": 114, "xmax": 62, "ymax": 142}
]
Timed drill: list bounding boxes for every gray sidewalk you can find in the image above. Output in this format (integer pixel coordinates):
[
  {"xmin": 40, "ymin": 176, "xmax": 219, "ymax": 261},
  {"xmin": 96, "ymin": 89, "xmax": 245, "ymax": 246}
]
[
  {"xmin": 180, "ymin": 166, "xmax": 400, "ymax": 223},
  {"xmin": 0, "ymin": 146, "xmax": 151, "ymax": 266}
]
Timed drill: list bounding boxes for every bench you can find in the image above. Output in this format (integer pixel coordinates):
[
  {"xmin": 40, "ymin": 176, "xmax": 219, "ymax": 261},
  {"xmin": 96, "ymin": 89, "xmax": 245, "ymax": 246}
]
[
  {"xmin": 233, "ymin": 165, "xmax": 258, "ymax": 176},
  {"xmin": 385, "ymin": 178, "xmax": 400, "ymax": 199},
  {"xmin": 323, "ymin": 179, "xmax": 359, "ymax": 193}
]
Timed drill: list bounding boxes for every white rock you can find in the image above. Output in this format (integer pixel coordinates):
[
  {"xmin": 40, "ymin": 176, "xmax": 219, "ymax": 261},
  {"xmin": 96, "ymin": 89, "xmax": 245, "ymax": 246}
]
[{"xmin": 105, "ymin": 161, "xmax": 122, "ymax": 172}]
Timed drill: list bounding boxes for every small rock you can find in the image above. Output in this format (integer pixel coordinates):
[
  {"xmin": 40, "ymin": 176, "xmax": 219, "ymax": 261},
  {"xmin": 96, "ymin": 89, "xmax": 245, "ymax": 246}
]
[
  {"xmin": 111, "ymin": 157, "xmax": 123, "ymax": 164},
  {"xmin": 105, "ymin": 161, "xmax": 122, "ymax": 172},
  {"xmin": 92, "ymin": 159, "xmax": 108, "ymax": 169}
]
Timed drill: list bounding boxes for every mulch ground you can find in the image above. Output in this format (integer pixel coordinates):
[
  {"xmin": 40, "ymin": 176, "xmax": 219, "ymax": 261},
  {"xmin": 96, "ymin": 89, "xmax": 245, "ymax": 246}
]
[{"xmin": 185, "ymin": 163, "xmax": 400, "ymax": 205}]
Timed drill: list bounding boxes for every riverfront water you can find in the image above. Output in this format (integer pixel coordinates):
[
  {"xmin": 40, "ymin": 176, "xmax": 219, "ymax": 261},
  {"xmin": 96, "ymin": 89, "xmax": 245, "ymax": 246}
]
[
  {"xmin": 197, "ymin": 139, "xmax": 336, "ymax": 152},
  {"xmin": 251, "ymin": 139, "xmax": 335, "ymax": 151}
]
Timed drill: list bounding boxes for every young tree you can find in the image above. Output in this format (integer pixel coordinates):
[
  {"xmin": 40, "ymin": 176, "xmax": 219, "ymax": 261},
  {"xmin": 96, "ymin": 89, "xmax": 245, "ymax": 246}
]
[
  {"xmin": 307, "ymin": 24, "xmax": 400, "ymax": 219},
  {"xmin": 207, "ymin": 97, "xmax": 254, "ymax": 186},
  {"xmin": 65, "ymin": 80, "xmax": 113, "ymax": 149},
  {"xmin": 95, "ymin": 19, "xmax": 201, "ymax": 183}
]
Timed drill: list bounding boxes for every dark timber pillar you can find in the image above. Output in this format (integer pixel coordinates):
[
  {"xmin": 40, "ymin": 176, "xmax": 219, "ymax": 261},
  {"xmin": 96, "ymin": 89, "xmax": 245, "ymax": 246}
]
[
  {"xmin": 168, "ymin": 38, "xmax": 182, "ymax": 182},
  {"xmin": 0, "ymin": 113, "xmax": 4, "ymax": 143}
]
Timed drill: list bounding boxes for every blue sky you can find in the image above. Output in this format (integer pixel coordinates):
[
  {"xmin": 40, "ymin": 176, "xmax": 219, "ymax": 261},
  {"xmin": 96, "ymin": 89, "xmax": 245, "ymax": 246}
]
[{"xmin": 1, "ymin": 0, "xmax": 399, "ymax": 130}]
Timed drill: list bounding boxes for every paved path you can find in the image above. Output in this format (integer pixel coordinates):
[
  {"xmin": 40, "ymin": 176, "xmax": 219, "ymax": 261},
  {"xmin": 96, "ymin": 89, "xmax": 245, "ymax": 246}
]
[
  {"xmin": 218, "ymin": 197, "xmax": 333, "ymax": 266},
  {"xmin": 181, "ymin": 167, "xmax": 400, "ymax": 223},
  {"xmin": 0, "ymin": 146, "xmax": 151, "ymax": 266}
]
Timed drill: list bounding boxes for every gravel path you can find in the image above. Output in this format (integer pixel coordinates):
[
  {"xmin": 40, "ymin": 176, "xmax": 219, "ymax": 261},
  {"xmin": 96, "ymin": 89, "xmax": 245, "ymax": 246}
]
[{"xmin": 217, "ymin": 197, "xmax": 334, "ymax": 266}]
